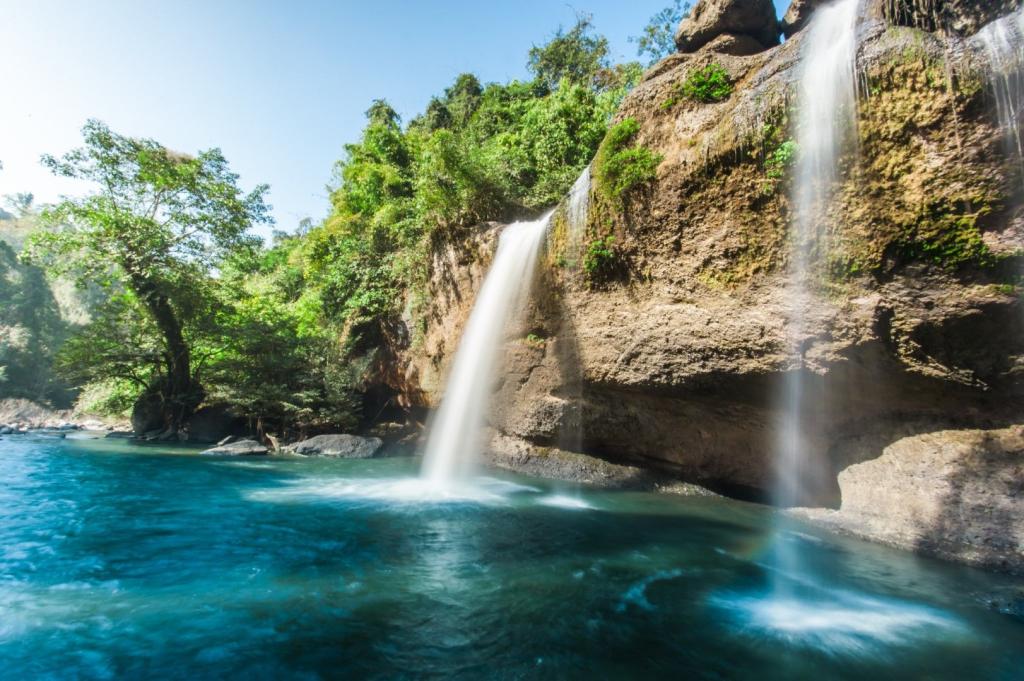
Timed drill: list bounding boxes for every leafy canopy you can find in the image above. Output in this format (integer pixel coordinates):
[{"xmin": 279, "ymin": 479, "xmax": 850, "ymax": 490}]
[{"xmin": 25, "ymin": 119, "xmax": 271, "ymax": 287}]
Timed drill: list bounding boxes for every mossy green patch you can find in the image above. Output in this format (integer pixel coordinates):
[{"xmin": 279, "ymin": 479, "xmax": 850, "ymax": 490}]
[{"xmin": 593, "ymin": 118, "xmax": 662, "ymax": 209}]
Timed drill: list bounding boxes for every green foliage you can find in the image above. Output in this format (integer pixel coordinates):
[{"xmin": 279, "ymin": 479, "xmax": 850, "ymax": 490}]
[
  {"xmin": 682, "ymin": 63, "xmax": 733, "ymax": 102},
  {"xmin": 0, "ymin": 225, "xmax": 74, "ymax": 406},
  {"xmin": 663, "ymin": 63, "xmax": 733, "ymax": 108},
  {"xmin": 765, "ymin": 140, "xmax": 797, "ymax": 179},
  {"xmin": 304, "ymin": 27, "xmax": 638, "ymax": 334},
  {"xmin": 583, "ymin": 234, "xmax": 617, "ymax": 279},
  {"xmin": 527, "ymin": 14, "xmax": 611, "ymax": 91},
  {"xmin": 25, "ymin": 120, "xmax": 271, "ymax": 429},
  {"xmin": 631, "ymin": 1, "xmax": 692, "ymax": 66},
  {"xmin": 74, "ymin": 378, "xmax": 139, "ymax": 416},
  {"xmin": 11, "ymin": 14, "xmax": 657, "ymax": 433},
  {"xmin": 594, "ymin": 118, "xmax": 662, "ymax": 207}
]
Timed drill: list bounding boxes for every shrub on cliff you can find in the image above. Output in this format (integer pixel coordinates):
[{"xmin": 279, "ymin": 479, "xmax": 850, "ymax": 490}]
[{"xmin": 594, "ymin": 118, "xmax": 662, "ymax": 207}]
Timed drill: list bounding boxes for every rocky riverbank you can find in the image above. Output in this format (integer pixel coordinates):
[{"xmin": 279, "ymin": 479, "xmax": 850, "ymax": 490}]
[{"xmin": 0, "ymin": 398, "xmax": 129, "ymax": 435}]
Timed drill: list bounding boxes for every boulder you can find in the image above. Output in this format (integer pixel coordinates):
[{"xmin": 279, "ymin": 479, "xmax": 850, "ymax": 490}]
[
  {"xmin": 0, "ymin": 426, "xmax": 12, "ymax": 435},
  {"xmin": 287, "ymin": 434, "xmax": 383, "ymax": 459},
  {"xmin": 131, "ymin": 392, "xmax": 165, "ymax": 436},
  {"xmin": 183, "ymin": 404, "xmax": 246, "ymax": 443},
  {"xmin": 200, "ymin": 439, "xmax": 268, "ymax": 456},
  {"xmin": 795, "ymin": 427, "xmax": 1024, "ymax": 573},
  {"xmin": 781, "ymin": 0, "xmax": 827, "ymax": 37},
  {"xmin": 104, "ymin": 431, "xmax": 134, "ymax": 439},
  {"xmin": 674, "ymin": 0, "xmax": 780, "ymax": 53}
]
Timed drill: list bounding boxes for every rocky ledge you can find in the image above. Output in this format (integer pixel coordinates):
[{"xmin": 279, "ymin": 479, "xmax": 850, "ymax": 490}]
[{"xmin": 794, "ymin": 427, "xmax": 1024, "ymax": 574}]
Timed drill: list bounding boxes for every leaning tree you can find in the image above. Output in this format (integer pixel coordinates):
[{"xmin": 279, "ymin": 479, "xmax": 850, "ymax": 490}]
[{"xmin": 25, "ymin": 120, "xmax": 270, "ymax": 433}]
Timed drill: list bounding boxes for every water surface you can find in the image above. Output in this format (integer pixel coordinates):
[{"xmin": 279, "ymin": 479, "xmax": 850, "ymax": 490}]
[{"xmin": 1, "ymin": 435, "xmax": 1021, "ymax": 679}]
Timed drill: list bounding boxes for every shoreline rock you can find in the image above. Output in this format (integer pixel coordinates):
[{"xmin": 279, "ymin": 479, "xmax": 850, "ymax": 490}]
[
  {"xmin": 199, "ymin": 439, "xmax": 269, "ymax": 456},
  {"xmin": 793, "ymin": 427, "xmax": 1024, "ymax": 575},
  {"xmin": 285, "ymin": 434, "xmax": 383, "ymax": 458}
]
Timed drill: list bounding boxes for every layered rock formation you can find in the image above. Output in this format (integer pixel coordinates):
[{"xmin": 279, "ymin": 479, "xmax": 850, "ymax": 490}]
[{"xmin": 376, "ymin": 1, "xmax": 1024, "ymax": 570}]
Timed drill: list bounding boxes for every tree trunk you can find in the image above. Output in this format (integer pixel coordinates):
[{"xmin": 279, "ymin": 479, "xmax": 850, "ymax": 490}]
[{"xmin": 129, "ymin": 273, "xmax": 202, "ymax": 433}]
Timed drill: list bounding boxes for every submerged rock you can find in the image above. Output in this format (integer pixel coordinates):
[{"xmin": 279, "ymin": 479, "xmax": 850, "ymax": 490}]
[
  {"xmin": 200, "ymin": 439, "xmax": 268, "ymax": 456},
  {"xmin": 794, "ymin": 427, "xmax": 1024, "ymax": 574},
  {"xmin": 674, "ymin": 0, "xmax": 780, "ymax": 53},
  {"xmin": 286, "ymin": 434, "xmax": 383, "ymax": 458}
]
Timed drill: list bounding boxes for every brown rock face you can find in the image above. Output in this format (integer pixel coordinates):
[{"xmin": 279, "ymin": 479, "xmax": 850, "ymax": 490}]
[
  {"xmin": 781, "ymin": 0, "xmax": 829, "ymax": 37},
  {"xmin": 674, "ymin": 0, "xmax": 780, "ymax": 53},
  {"xmin": 881, "ymin": 0, "xmax": 1021, "ymax": 35},
  {"xmin": 795, "ymin": 427, "xmax": 1024, "ymax": 574}
]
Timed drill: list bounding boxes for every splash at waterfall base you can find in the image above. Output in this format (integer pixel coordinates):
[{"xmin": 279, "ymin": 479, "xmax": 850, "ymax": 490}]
[{"xmin": 370, "ymin": 3, "xmax": 1024, "ymax": 574}]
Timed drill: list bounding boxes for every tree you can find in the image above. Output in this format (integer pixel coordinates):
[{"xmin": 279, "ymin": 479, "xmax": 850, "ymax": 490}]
[
  {"xmin": 24, "ymin": 120, "xmax": 270, "ymax": 433},
  {"xmin": 527, "ymin": 14, "xmax": 611, "ymax": 91},
  {"xmin": 630, "ymin": 1, "xmax": 692, "ymax": 66}
]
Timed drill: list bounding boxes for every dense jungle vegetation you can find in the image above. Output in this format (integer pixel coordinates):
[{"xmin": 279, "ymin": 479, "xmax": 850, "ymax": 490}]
[{"xmin": 0, "ymin": 5, "xmax": 688, "ymax": 436}]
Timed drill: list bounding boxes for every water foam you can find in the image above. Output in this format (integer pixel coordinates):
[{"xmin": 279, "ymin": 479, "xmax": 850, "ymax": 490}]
[
  {"xmin": 715, "ymin": 588, "xmax": 963, "ymax": 656},
  {"xmin": 246, "ymin": 476, "xmax": 541, "ymax": 507},
  {"xmin": 537, "ymin": 494, "xmax": 595, "ymax": 510}
]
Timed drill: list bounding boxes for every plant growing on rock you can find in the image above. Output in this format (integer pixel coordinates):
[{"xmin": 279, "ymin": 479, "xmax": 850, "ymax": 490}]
[
  {"xmin": 594, "ymin": 118, "xmax": 662, "ymax": 208},
  {"xmin": 583, "ymin": 234, "xmax": 618, "ymax": 282},
  {"xmin": 663, "ymin": 63, "xmax": 733, "ymax": 108}
]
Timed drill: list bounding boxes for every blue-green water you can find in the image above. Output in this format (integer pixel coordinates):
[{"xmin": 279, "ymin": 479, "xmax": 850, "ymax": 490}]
[{"xmin": 1, "ymin": 434, "xmax": 1022, "ymax": 679}]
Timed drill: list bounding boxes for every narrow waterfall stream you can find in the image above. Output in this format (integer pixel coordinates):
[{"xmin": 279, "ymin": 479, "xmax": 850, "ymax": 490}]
[
  {"xmin": 420, "ymin": 213, "xmax": 551, "ymax": 486},
  {"xmin": 564, "ymin": 165, "xmax": 592, "ymax": 269},
  {"xmin": 772, "ymin": 0, "xmax": 861, "ymax": 593},
  {"xmin": 976, "ymin": 7, "xmax": 1024, "ymax": 179}
]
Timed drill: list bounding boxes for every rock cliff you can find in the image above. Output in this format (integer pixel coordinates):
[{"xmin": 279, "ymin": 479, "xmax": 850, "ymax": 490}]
[{"xmin": 379, "ymin": 1, "xmax": 1024, "ymax": 570}]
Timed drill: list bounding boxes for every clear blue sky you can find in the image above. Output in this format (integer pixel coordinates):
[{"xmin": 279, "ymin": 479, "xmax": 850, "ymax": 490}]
[{"xmin": 0, "ymin": 1, "xmax": 787, "ymax": 237}]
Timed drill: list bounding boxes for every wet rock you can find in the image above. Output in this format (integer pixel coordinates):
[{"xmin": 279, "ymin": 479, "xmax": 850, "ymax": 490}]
[
  {"xmin": 200, "ymin": 439, "xmax": 268, "ymax": 456},
  {"xmin": 286, "ymin": 434, "xmax": 383, "ymax": 458},
  {"xmin": 674, "ymin": 0, "xmax": 780, "ymax": 53},
  {"xmin": 880, "ymin": 0, "xmax": 1020, "ymax": 36},
  {"xmin": 794, "ymin": 427, "xmax": 1024, "ymax": 574},
  {"xmin": 104, "ymin": 430, "xmax": 134, "ymax": 439},
  {"xmin": 0, "ymin": 426, "xmax": 12, "ymax": 435}
]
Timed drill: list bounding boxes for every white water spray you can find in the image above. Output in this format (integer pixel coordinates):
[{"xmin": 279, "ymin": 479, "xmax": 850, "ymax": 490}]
[
  {"xmin": 778, "ymin": 0, "xmax": 861, "ymax": 512},
  {"xmin": 420, "ymin": 214, "xmax": 552, "ymax": 485},
  {"xmin": 976, "ymin": 7, "xmax": 1024, "ymax": 176}
]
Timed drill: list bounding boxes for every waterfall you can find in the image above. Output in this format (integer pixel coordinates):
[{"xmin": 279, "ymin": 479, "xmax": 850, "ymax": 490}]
[
  {"xmin": 778, "ymin": 0, "xmax": 861, "ymax": 512},
  {"xmin": 565, "ymin": 165, "xmax": 591, "ymax": 268},
  {"xmin": 420, "ymin": 213, "xmax": 552, "ymax": 486},
  {"xmin": 976, "ymin": 8, "xmax": 1024, "ymax": 178}
]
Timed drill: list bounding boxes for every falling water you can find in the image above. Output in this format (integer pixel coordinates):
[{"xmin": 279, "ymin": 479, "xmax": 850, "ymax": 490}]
[
  {"xmin": 778, "ymin": 0, "xmax": 861, "ymax": 512},
  {"xmin": 564, "ymin": 165, "xmax": 592, "ymax": 268},
  {"xmin": 775, "ymin": 0, "xmax": 861, "ymax": 587},
  {"xmin": 976, "ymin": 7, "xmax": 1024, "ymax": 178},
  {"xmin": 420, "ymin": 213, "xmax": 552, "ymax": 485}
]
